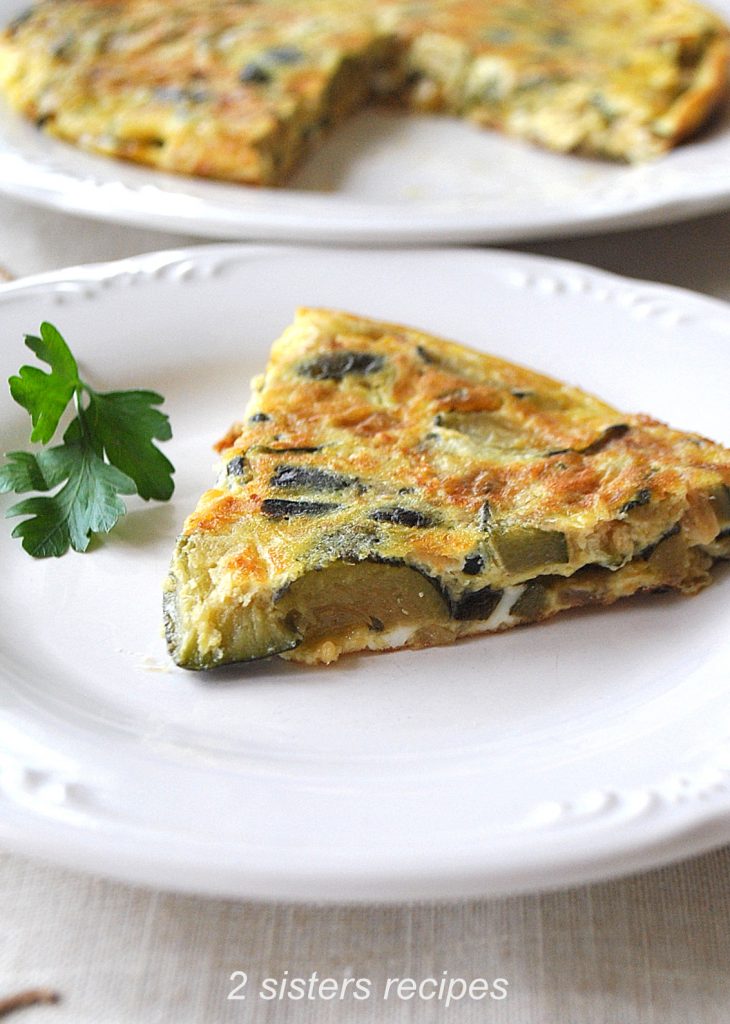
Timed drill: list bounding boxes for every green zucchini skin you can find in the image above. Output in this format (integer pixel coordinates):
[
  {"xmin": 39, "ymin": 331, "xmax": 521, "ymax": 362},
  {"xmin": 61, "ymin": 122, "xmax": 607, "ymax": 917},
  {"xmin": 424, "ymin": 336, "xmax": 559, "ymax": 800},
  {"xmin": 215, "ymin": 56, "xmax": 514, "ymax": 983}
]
[
  {"xmin": 462, "ymin": 553, "xmax": 485, "ymax": 575},
  {"xmin": 226, "ymin": 455, "xmax": 247, "ymax": 478},
  {"xmin": 619, "ymin": 488, "xmax": 652, "ymax": 515},
  {"xmin": 163, "ymin": 577, "xmax": 299, "ymax": 671},
  {"xmin": 270, "ymin": 465, "xmax": 354, "ymax": 492},
  {"xmin": 260, "ymin": 498, "xmax": 342, "ymax": 518},
  {"xmin": 369, "ymin": 506, "xmax": 434, "ymax": 528},
  {"xmin": 450, "ymin": 585, "xmax": 502, "ymax": 621},
  {"xmin": 548, "ymin": 423, "xmax": 630, "ymax": 457},
  {"xmin": 226, "ymin": 445, "xmax": 325, "ymax": 479},
  {"xmin": 637, "ymin": 522, "xmax": 681, "ymax": 560},
  {"xmin": 297, "ymin": 351, "xmax": 384, "ymax": 381}
]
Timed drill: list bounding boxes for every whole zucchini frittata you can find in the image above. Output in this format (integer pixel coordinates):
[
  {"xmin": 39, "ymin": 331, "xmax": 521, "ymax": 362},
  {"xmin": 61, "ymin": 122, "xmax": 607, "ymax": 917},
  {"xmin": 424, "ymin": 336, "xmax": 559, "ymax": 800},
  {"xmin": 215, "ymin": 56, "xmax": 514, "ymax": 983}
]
[
  {"xmin": 164, "ymin": 309, "xmax": 730, "ymax": 670},
  {"xmin": 0, "ymin": 0, "xmax": 727, "ymax": 183}
]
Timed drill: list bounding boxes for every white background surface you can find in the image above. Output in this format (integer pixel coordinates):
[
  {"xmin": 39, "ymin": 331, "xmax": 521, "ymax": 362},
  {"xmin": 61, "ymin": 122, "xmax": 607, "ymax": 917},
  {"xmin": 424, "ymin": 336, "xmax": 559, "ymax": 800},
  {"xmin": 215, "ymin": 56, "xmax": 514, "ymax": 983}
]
[{"xmin": 1, "ymin": 196, "xmax": 730, "ymax": 1020}]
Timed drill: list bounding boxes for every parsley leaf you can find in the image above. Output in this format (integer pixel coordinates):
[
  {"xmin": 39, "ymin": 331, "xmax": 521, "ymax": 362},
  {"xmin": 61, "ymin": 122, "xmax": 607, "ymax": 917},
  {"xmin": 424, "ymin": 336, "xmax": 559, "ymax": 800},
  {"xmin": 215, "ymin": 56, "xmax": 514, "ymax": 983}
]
[
  {"xmin": 0, "ymin": 451, "xmax": 53, "ymax": 493},
  {"xmin": 0, "ymin": 323, "xmax": 174, "ymax": 557},
  {"xmin": 6, "ymin": 437, "xmax": 136, "ymax": 558},
  {"xmin": 9, "ymin": 322, "xmax": 80, "ymax": 444},
  {"xmin": 85, "ymin": 390, "xmax": 174, "ymax": 500}
]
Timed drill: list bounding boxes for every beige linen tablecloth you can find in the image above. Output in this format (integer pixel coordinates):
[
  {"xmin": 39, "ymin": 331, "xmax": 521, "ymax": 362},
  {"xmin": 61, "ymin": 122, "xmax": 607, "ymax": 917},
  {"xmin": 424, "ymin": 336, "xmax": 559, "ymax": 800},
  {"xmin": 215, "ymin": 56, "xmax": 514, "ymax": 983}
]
[{"xmin": 1, "ymin": 194, "xmax": 730, "ymax": 1024}]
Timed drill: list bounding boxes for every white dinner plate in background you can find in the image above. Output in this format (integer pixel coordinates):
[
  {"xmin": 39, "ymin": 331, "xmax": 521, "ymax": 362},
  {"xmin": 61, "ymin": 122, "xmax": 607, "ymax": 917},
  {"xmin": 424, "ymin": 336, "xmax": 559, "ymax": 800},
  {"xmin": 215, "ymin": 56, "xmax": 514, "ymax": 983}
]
[{"xmin": 1, "ymin": 0, "xmax": 730, "ymax": 243}]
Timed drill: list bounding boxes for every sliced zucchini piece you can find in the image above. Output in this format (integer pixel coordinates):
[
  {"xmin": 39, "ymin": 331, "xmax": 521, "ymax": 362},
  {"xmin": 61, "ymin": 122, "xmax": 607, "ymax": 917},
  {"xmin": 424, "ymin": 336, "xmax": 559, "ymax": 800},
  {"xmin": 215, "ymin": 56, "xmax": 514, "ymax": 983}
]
[
  {"xmin": 703, "ymin": 534, "xmax": 730, "ymax": 559},
  {"xmin": 437, "ymin": 411, "xmax": 526, "ymax": 450},
  {"xmin": 163, "ymin": 586, "xmax": 298, "ymax": 671},
  {"xmin": 709, "ymin": 484, "xmax": 730, "ymax": 527},
  {"xmin": 298, "ymin": 351, "xmax": 384, "ymax": 381},
  {"xmin": 491, "ymin": 526, "xmax": 569, "ymax": 573},
  {"xmin": 270, "ymin": 465, "xmax": 354, "ymax": 492},
  {"xmin": 369, "ymin": 506, "xmax": 434, "ymax": 527},
  {"xmin": 261, "ymin": 498, "xmax": 341, "ymax": 518},
  {"xmin": 226, "ymin": 455, "xmax": 248, "ymax": 478},
  {"xmin": 637, "ymin": 523, "xmax": 680, "ymax": 560},
  {"xmin": 580, "ymin": 424, "xmax": 629, "ymax": 455},
  {"xmin": 450, "ymin": 585, "xmax": 502, "ymax": 621},
  {"xmin": 550, "ymin": 424, "xmax": 630, "ymax": 457},
  {"xmin": 276, "ymin": 560, "xmax": 450, "ymax": 649},
  {"xmin": 510, "ymin": 579, "xmax": 549, "ymax": 620}
]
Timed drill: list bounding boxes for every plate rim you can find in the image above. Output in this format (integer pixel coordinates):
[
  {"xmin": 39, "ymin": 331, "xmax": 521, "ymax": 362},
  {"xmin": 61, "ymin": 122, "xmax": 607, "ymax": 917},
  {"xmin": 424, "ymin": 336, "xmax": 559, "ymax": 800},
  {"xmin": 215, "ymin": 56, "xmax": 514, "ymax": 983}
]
[{"xmin": 2, "ymin": 136, "xmax": 729, "ymax": 246}]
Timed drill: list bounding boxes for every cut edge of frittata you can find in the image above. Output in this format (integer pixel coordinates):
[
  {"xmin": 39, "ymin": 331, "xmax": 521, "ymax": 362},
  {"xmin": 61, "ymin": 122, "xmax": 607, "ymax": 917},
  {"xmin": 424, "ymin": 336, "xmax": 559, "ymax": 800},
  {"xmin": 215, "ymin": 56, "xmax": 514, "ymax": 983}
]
[{"xmin": 390, "ymin": 0, "xmax": 730, "ymax": 162}]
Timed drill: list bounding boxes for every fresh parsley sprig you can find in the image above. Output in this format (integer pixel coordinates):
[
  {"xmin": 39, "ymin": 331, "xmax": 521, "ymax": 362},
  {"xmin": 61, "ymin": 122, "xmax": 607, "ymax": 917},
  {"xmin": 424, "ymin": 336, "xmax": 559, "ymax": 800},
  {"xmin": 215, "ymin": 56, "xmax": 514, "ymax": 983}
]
[{"xmin": 0, "ymin": 322, "xmax": 174, "ymax": 557}]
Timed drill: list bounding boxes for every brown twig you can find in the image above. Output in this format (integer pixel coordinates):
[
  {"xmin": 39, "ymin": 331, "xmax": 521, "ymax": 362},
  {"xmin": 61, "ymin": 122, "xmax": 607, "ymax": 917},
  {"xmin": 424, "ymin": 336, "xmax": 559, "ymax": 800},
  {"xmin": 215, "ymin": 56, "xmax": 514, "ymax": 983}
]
[{"xmin": 0, "ymin": 990, "xmax": 60, "ymax": 1019}]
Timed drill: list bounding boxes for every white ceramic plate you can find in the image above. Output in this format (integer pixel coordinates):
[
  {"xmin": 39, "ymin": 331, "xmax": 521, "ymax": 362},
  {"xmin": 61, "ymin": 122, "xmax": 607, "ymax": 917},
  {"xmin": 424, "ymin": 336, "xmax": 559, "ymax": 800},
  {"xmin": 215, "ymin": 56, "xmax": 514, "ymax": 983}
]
[
  {"xmin": 1, "ymin": 245, "xmax": 729, "ymax": 902},
  {"xmin": 1, "ymin": 0, "xmax": 730, "ymax": 243}
]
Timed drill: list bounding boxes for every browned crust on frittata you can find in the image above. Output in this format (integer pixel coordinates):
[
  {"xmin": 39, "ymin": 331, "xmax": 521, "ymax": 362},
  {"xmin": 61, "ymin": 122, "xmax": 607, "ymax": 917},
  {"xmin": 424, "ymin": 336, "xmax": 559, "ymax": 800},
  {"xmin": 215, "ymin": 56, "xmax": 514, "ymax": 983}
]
[
  {"xmin": 655, "ymin": 35, "xmax": 730, "ymax": 146},
  {"xmin": 209, "ymin": 308, "xmax": 730, "ymax": 539}
]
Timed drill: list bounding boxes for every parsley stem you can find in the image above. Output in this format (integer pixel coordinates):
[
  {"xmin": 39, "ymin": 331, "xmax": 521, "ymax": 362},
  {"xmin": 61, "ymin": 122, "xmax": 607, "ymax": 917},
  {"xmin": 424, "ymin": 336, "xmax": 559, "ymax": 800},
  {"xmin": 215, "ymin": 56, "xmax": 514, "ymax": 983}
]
[{"xmin": 73, "ymin": 385, "xmax": 92, "ymax": 444}]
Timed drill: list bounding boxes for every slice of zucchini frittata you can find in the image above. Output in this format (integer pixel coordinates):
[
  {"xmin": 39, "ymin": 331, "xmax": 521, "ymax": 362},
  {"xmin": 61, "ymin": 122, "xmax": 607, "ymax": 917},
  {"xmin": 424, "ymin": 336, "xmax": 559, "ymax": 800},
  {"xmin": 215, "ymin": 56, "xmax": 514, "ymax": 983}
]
[{"xmin": 164, "ymin": 308, "xmax": 730, "ymax": 669}]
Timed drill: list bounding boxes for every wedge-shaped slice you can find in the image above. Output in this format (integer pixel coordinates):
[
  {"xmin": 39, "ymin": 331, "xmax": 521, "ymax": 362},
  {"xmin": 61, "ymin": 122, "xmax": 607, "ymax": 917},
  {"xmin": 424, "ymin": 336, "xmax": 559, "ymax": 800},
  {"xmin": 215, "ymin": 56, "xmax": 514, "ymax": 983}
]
[{"xmin": 164, "ymin": 308, "xmax": 730, "ymax": 669}]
